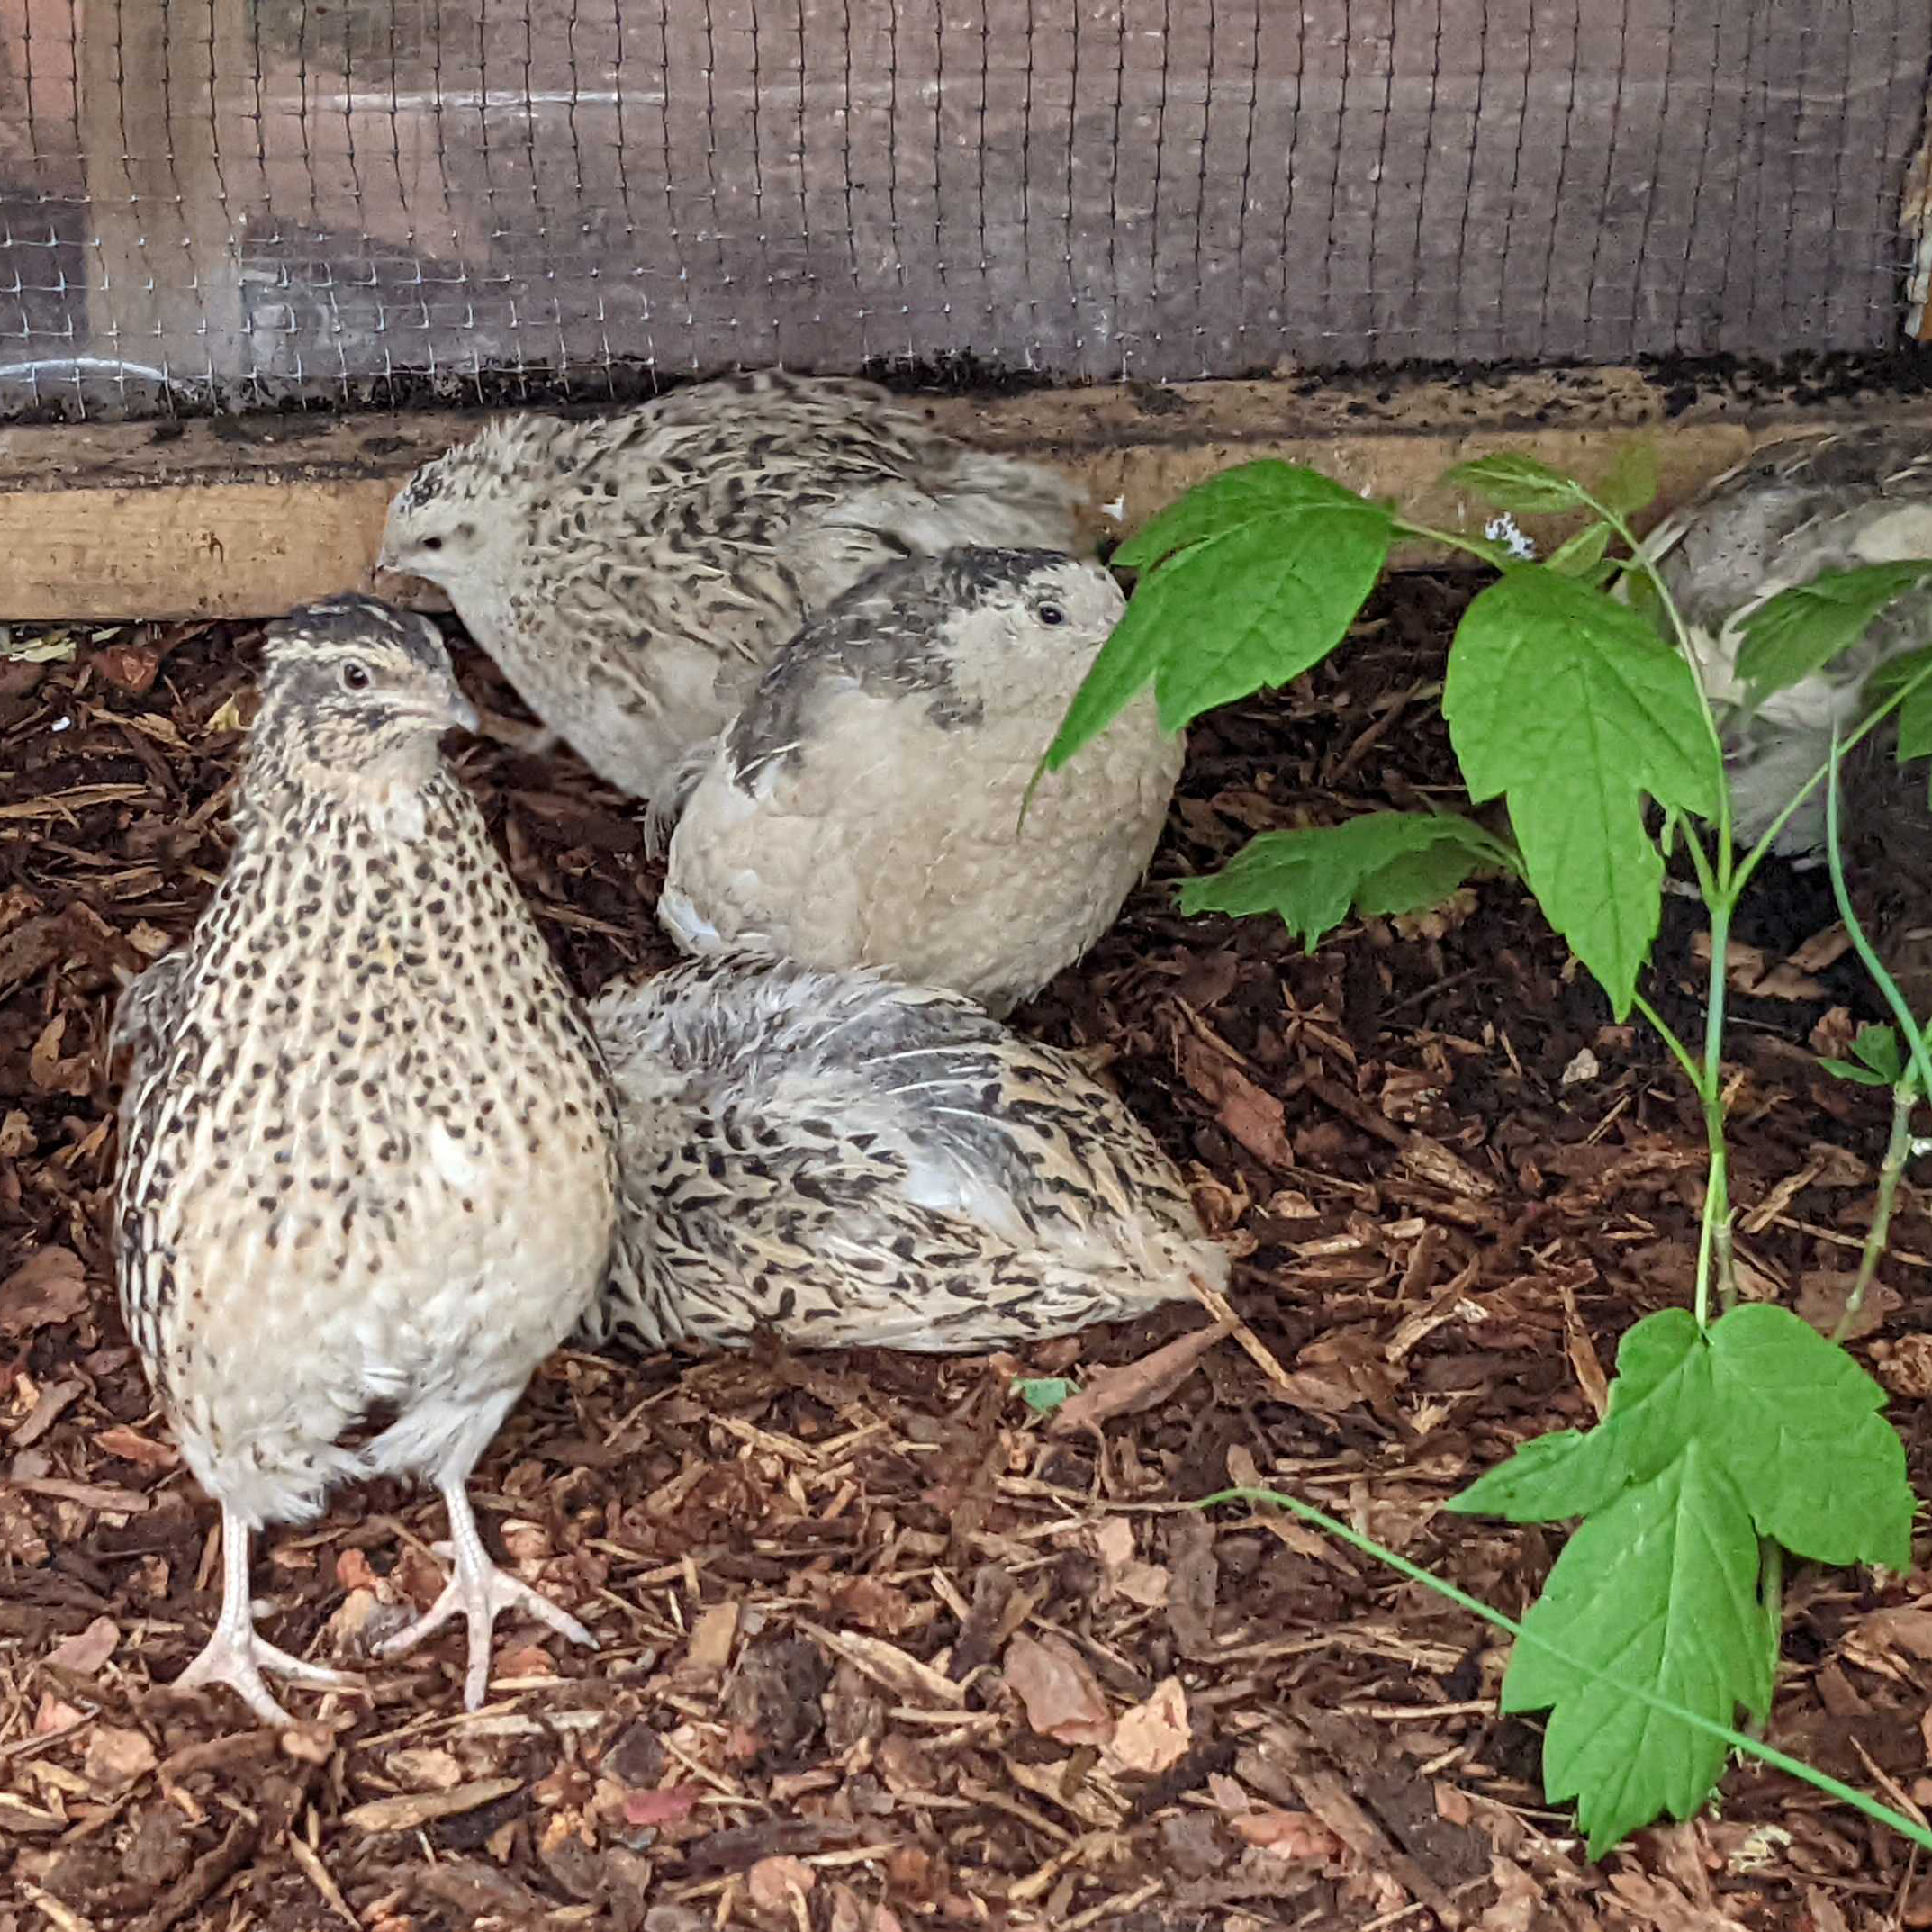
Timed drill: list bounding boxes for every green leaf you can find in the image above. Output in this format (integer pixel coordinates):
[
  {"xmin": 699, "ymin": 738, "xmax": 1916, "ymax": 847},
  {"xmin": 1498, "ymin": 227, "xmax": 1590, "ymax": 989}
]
[
  {"xmin": 1545, "ymin": 521, "xmax": 1612, "ymax": 579},
  {"xmin": 1014, "ymin": 1377, "xmax": 1077, "ymax": 1414},
  {"xmin": 1852, "ymin": 1023, "xmax": 1906, "ymax": 1084},
  {"xmin": 1445, "ymin": 453, "xmax": 1593, "ymax": 516},
  {"xmin": 1703, "ymin": 1304, "xmax": 1913, "ymax": 1571},
  {"xmin": 1108, "ymin": 462, "xmax": 1344, "ymax": 573},
  {"xmin": 1447, "ymin": 1428, "xmax": 1604, "ymax": 1522},
  {"xmin": 1457, "ymin": 1305, "xmax": 1912, "ymax": 1571},
  {"xmin": 1877, "ymin": 648, "xmax": 1932, "ymax": 762},
  {"xmin": 1443, "ymin": 571, "xmax": 1722, "ymax": 1016},
  {"xmin": 1819, "ymin": 1057, "xmax": 1895, "ymax": 1088},
  {"xmin": 1735, "ymin": 563, "xmax": 1932, "ymax": 708},
  {"xmin": 1600, "ymin": 441, "xmax": 1660, "ymax": 519},
  {"xmin": 1449, "ymin": 1309, "xmax": 1710, "ymax": 1522},
  {"xmin": 1043, "ymin": 463, "xmax": 1394, "ymax": 768},
  {"xmin": 1502, "ymin": 1441, "xmax": 1773, "ymax": 1856},
  {"xmin": 1177, "ymin": 812, "xmax": 1517, "ymax": 951}
]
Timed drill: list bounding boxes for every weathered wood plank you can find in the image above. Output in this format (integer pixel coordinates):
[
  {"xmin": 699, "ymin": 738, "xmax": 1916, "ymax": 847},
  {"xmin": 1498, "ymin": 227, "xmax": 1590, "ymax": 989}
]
[{"xmin": 4, "ymin": 368, "xmax": 1931, "ymax": 620}]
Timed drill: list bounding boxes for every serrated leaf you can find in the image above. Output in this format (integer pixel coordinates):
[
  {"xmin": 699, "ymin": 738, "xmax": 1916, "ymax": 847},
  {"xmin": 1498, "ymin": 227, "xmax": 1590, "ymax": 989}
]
[
  {"xmin": 1445, "ymin": 453, "xmax": 1593, "ymax": 516},
  {"xmin": 1044, "ymin": 464, "xmax": 1393, "ymax": 768},
  {"xmin": 1600, "ymin": 441, "xmax": 1659, "ymax": 519},
  {"xmin": 1177, "ymin": 812, "xmax": 1516, "ymax": 951},
  {"xmin": 1503, "ymin": 1441, "xmax": 1773, "ymax": 1856},
  {"xmin": 1546, "ymin": 521, "xmax": 1612, "ymax": 578},
  {"xmin": 1015, "ymin": 1377, "xmax": 1077, "ymax": 1414},
  {"xmin": 1443, "ymin": 571, "xmax": 1722, "ymax": 1016},
  {"xmin": 1109, "ymin": 462, "xmax": 1335, "ymax": 572},
  {"xmin": 1735, "ymin": 564, "xmax": 1932, "ymax": 707},
  {"xmin": 1447, "ymin": 1427, "xmax": 1606, "ymax": 1521},
  {"xmin": 1449, "ymin": 1309, "xmax": 1710, "ymax": 1522},
  {"xmin": 1703, "ymin": 1304, "xmax": 1912, "ymax": 1570}
]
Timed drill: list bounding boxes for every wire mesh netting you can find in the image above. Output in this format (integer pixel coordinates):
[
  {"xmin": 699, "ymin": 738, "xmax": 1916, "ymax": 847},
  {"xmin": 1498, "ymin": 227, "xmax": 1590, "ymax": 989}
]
[{"xmin": 0, "ymin": 0, "xmax": 1926, "ymax": 420}]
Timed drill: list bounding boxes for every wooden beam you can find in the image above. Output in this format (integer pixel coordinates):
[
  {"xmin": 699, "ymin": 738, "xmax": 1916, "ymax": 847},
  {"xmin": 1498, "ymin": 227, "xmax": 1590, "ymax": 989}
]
[{"xmin": 6, "ymin": 368, "xmax": 1932, "ymax": 621}]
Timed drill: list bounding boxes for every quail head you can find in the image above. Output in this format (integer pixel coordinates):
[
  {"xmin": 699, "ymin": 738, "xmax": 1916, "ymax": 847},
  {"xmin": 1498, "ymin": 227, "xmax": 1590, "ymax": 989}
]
[
  {"xmin": 583, "ymin": 956, "xmax": 1226, "ymax": 1355},
  {"xmin": 113, "ymin": 595, "xmax": 618, "ymax": 1721},
  {"xmin": 1640, "ymin": 427, "xmax": 1932, "ymax": 860},
  {"xmin": 375, "ymin": 370, "xmax": 1085, "ymax": 815},
  {"xmin": 657, "ymin": 547, "xmax": 1183, "ymax": 1016}
]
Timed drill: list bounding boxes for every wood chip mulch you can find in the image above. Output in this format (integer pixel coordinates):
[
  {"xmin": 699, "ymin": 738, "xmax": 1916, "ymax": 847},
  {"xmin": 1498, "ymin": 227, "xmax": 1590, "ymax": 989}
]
[{"xmin": 2, "ymin": 573, "xmax": 1929, "ymax": 1932}]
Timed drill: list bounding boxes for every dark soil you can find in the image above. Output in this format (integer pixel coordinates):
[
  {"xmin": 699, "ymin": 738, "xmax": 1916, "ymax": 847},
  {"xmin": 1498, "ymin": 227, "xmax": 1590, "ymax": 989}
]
[{"xmin": 1, "ymin": 573, "xmax": 1928, "ymax": 1931}]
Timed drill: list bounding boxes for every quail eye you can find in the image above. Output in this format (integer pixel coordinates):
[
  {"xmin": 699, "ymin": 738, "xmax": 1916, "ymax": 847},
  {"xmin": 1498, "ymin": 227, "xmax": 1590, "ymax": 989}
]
[
  {"xmin": 1036, "ymin": 602, "xmax": 1067, "ymax": 627},
  {"xmin": 420, "ymin": 535, "xmax": 444, "ymax": 554},
  {"xmin": 340, "ymin": 661, "xmax": 372, "ymax": 692}
]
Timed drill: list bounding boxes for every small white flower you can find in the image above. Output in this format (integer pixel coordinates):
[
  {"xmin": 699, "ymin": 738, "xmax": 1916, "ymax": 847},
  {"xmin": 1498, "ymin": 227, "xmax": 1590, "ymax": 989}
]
[{"xmin": 1485, "ymin": 512, "xmax": 1538, "ymax": 561}]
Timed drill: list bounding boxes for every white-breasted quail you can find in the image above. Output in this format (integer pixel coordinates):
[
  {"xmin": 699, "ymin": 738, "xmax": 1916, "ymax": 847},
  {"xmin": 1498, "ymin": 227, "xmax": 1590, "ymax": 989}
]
[
  {"xmin": 582, "ymin": 956, "xmax": 1225, "ymax": 1354},
  {"xmin": 1639, "ymin": 428, "xmax": 1932, "ymax": 860},
  {"xmin": 374, "ymin": 370, "xmax": 1084, "ymax": 816},
  {"xmin": 113, "ymin": 596, "xmax": 618, "ymax": 1721},
  {"xmin": 657, "ymin": 548, "xmax": 1182, "ymax": 1017}
]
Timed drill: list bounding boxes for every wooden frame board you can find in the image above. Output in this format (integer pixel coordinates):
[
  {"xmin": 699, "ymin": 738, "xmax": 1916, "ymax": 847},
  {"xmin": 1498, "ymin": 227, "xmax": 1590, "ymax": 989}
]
[{"xmin": 5, "ymin": 368, "xmax": 1932, "ymax": 621}]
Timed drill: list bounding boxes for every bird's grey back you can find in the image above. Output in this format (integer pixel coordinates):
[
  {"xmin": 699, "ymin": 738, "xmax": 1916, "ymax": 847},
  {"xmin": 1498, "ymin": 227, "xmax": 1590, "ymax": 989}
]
[
  {"xmin": 1656, "ymin": 429, "xmax": 1932, "ymax": 630},
  {"xmin": 592, "ymin": 957, "xmax": 1147, "ymax": 1223}
]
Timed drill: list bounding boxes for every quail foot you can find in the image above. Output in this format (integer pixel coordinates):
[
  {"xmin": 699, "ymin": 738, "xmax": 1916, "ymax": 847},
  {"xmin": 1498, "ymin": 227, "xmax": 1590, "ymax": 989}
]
[
  {"xmin": 375, "ymin": 370, "xmax": 1085, "ymax": 817},
  {"xmin": 113, "ymin": 596, "xmax": 618, "ymax": 1722},
  {"xmin": 658, "ymin": 547, "xmax": 1182, "ymax": 1016},
  {"xmin": 582, "ymin": 955, "xmax": 1227, "ymax": 1355},
  {"xmin": 1638, "ymin": 427, "xmax": 1932, "ymax": 860}
]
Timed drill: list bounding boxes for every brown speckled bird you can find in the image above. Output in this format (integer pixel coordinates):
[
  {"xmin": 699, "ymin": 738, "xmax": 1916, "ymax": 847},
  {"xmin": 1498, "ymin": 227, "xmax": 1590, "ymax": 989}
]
[
  {"xmin": 1641, "ymin": 428, "xmax": 1932, "ymax": 860},
  {"xmin": 113, "ymin": 596, "xmax": 617, "ymax": 1722},
  {"xmin": 375, "ymin": 370, "xmax": 1084, "ymax": 814},
  {"xmin": 582, "ymin": 956, "xmax": 1224, "ymax": 1355},
  {"xmin": 658, "ymin": 548, "xmax": 1181, "ymax": 1016}
]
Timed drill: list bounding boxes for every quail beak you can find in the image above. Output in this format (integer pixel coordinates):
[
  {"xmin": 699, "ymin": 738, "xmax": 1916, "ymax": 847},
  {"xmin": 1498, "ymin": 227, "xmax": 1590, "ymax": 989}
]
[{"xmin": 445, "ymin": 690, "xmax": 482, "ymax": 736}]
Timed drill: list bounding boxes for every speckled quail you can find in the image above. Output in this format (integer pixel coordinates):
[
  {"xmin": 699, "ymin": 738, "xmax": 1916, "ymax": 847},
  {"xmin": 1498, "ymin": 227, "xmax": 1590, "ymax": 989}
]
[
  {"xmin": 113, "ymin": 596, "xmax": 618, "ymax": 1721},
  {"xmin": 657, "ymin": 547, "xmax": 1182, "ymax": 1017},
  {"xmin": 582, "ymin": 955, "xmax": 1225, "ymax": 1354},
  {"xmin": 375, "ymin": 370, "xmax": 1084, "ymax": 816},
  {"xmin": 1640, "ymin": 428, "xmax": 1932, "ymax": 860}
]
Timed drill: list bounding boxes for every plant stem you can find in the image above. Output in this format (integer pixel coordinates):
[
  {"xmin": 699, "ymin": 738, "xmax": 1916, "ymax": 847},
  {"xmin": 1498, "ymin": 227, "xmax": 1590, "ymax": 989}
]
[
  {"xmin": 1631, "ymin": 993, "xmax": 1702, "ymax": 1091},
  {"xmin": 1823, "ymin": 733, "xmax": 1932, "ymax": 1109},
  {"xmin": 1586, "ymin": 497, "xmax": 1736, "ymax": 868},
  {"xmin": 1389, "ymin": 517, "xmax": 1519, "ymax": 573},
  {"xmin": 1730, "ymin": 658, "xmax": 1932, "ymax": 907},
  {"xmin": 1201, "ymin": 1484, "xmax": 1932, "ymax": 1855},
  {"xmin": 1696, "ymin": 889, "xmax": 1738, "ymax": 1323},
  {"xmin": 1751, "ymin": 1537, "xmax": 1785, "ymax": 1742},
  {"xmin": 1834, "ymin": 1079, "xmax": 1918, "ymax": 1344}
]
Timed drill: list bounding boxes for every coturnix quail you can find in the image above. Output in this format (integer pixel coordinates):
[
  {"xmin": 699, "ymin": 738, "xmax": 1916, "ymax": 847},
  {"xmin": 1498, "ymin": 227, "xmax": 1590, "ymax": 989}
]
[
  {"xmin": 113, "ymin": 596, "xmax": 617, "ymax": 1721},
  {"xmin": 658, "ymin": 548, "xmax": 1181, "ymax": 1017},
  {"xmin": 376, "ymin": 370, "xmax": 1084, "ymax": 817},
  {"xmin": 582, "ymin": 956, "xmax": 1224, "ymax": 1355}
]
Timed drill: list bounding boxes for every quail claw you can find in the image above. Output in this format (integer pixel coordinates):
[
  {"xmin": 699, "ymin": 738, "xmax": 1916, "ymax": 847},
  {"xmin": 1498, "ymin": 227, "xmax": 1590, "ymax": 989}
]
[
  {"xmin": 173, "ymin": 1507, "xmax": 362, "ymax": 1725},
  {"xmin": 378, "ymin": 1483, "xmax": 596, "ymax": 1709},
  {"xmin": 174, "ymin": 1626, "xmax": 361, "ymax": 1726}
]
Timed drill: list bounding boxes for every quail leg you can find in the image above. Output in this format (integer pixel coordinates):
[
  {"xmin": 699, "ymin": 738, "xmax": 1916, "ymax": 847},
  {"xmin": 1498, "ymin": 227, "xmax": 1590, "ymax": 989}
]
[
  {"xmin": 378, "ymin": 1482, "xmax": 597, "ymax": 1709},
  {"xmin": 174, "ymin": 1508, "xmax": 361, "ymax": 1725}
]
